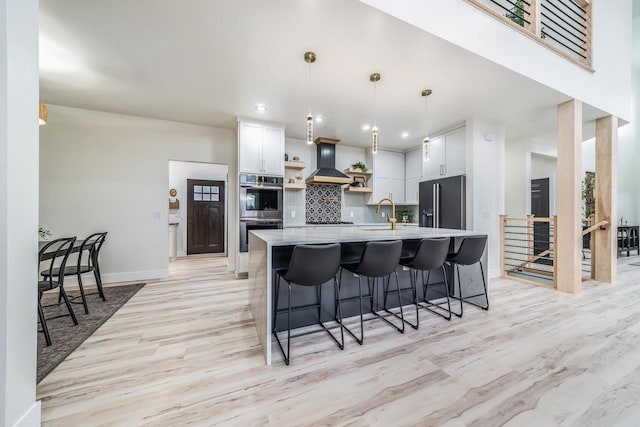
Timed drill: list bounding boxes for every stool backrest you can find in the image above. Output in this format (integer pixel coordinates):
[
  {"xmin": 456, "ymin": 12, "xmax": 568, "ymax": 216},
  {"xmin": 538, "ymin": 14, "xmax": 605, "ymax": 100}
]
[
  {"xmin": 409, "ymin": 237, "xmax": 450, "ymax": 271},
  {"xmin": 39, "ymin": 237, "xmax": 77, "ymax": 287},
  {"xmin": 358, "ymin": 240, "xmax": 402, "ymax": 277},
  {"xmin": 285, "ymin": 243, "xmax": 341, "ymax": 286},
  {"xmin": 451, "ymin": 236, "xmax": 487, "ymax": 266}
]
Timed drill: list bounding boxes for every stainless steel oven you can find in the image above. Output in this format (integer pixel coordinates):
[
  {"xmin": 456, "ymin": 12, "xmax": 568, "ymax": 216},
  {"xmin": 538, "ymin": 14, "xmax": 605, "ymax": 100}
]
[
  {"xmin": 239, "ymin": 218, "xmax": 283, "ymax": 252},
  {"xmin": 239, "ymin": 174, "xmax": 283, "ymax": 219}
]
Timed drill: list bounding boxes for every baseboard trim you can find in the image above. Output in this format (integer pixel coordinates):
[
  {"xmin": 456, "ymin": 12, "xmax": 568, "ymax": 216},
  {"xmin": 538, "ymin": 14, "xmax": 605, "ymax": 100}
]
[
  {"xmin": 11, "ymin": 401, "xmax": 40, "ymax": 427},
  {"xmin": 489, "ymin": 268, "xmax": 501, "ymax": 279},
  {"xmin": 64, "ymin": 269, "xmax": 169, "ymax": 286}
]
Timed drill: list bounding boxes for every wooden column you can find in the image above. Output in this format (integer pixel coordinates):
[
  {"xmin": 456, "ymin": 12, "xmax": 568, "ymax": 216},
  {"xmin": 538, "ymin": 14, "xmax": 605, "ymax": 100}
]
[
  {"xmin": 499, "ymin": 214, "xmax": 507, "ymax": 278},
  {"xmin": 525, "ymin": 0, "xmax": 542, "ymax": 37},
  {"xmin": 594, "ymin": 115, "xmax": 618, "ymax": 283},
  {"xmin": 556, "ymin": 99, "xmax": 582, "ymax": 293}
]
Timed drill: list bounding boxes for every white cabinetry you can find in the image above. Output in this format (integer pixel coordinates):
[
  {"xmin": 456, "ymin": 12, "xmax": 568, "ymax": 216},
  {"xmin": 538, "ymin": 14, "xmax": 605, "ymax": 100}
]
[
  {"xmin": 238, "ymin": 120, "xmax": 285, "ymax": 176},
  {"xmin": 423, "ymin": 126, "xmax": 465, "ymax": 180},
  {"xmin": 405, "ymin": 148, "xmax": 423, "ymax": 205},
  {"xmin": 368, "ymin": 150, "xmax": 405, "ymax": 204}
]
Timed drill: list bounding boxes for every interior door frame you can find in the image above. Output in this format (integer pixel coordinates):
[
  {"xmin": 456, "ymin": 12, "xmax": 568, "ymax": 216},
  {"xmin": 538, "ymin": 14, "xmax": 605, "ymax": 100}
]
[{"xmin": 168, "ymin": 159, "xmax": 229, "ymax": 259}]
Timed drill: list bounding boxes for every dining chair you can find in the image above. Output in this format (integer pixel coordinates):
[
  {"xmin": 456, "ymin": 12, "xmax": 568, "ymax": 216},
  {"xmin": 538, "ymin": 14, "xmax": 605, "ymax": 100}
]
[
  {"xmin": 41, "ymin": 232, "xmax": 107, "ymax": 314},
  {"xmin": 38, "ymin": 237, "xmax": 78, "ymax": 346}
]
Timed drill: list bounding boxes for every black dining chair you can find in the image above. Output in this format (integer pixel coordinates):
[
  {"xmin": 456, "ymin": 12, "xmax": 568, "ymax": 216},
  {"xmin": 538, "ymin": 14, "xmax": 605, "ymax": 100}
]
[
  {"xmin": 339, "ymin": 240, "xmax": 404, "ymax": 345},
  {"xmin": 272, "ymin": 243, "xmax": 343, "ymax": 365},
  {"xmin": 38, "ymin": 237, "xmax": 78, "ymax": 346},
  {"xmin": 446, "ymin": 236, "xmax": 489, "ymax": 317},
  {"xmin": 399, "ymin": 237, "xmax": 452, "ymax": 327},
  {"xmin": 41, "ymin": 232, "xmax": 107, "ymax": 314}
]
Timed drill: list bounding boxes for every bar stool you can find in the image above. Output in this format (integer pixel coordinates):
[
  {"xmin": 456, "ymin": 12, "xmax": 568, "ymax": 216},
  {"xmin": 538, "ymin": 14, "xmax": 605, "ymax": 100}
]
[
  {"xmin": 446, "ymin": 236, "xmax": 489, "ymax": 317},
  {"xmin": 398, "ymin": 237, "xmax": 452, "ymax": 328},
  {"xmin": 272, "ymin": 243, "xmax": 343, "ymax": 365},
  {"xmin": 339, "ymin": 240, "xmax": 404, "ymax": 345}
]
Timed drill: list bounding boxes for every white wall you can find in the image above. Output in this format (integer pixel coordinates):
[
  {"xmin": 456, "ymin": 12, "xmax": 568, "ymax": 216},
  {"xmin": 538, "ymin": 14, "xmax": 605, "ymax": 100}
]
[
  {"xmin": 466, "ymin": 118, "xmax": 506, "ymax": 278},
  {"xmin": 39, "ymin": 105, "xmax": 237, "ymax": 283},
  {"xmin": 0, "ymin": 0, "xmax": 41, "ymax": 425},
  {"xmin": 168, "ymin": 161, "xmax": 229, "ymax": 257},
  {"xmin": 504, "ymin": 138, "xmax": 529, "ymax": 217},
  {"xmin": 360, "ymin": 0, "xmax": 633, "ymax": 122}
]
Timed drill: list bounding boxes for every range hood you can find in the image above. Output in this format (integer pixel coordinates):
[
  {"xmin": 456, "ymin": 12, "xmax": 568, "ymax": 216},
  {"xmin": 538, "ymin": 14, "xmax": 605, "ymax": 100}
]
[{"xmin": 305, "ymin": 137, "xmax": 352, "ymax": 185}]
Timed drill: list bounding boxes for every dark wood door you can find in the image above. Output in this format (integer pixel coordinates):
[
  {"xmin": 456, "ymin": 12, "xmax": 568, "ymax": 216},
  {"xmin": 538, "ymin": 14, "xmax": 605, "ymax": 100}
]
[
  {"xmin": 187, "ymin": 179, "xmax": 225, "ymax": 255},
  {"xmin": 531, "ymin": 178, "xmax": 550, "ymax": 265}
]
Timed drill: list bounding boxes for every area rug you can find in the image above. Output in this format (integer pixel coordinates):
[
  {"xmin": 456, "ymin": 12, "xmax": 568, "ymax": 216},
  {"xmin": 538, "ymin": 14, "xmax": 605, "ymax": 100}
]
[{"xmin": 37, "ymin": 283, "xmax": 145, "ymax": 383}]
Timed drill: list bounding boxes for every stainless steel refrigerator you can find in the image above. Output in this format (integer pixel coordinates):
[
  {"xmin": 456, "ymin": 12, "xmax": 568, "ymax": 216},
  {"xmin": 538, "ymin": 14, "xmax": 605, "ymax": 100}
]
[{"xmin": 419, "ymin": 175, "xmax": 466, "ymax": 229}]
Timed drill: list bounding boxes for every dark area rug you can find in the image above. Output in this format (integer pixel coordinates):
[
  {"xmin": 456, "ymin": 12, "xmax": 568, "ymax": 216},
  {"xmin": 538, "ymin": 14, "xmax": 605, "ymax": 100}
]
[{"xmin": 37, "ymin": 283, "xmax": 145, "ymax": 383}]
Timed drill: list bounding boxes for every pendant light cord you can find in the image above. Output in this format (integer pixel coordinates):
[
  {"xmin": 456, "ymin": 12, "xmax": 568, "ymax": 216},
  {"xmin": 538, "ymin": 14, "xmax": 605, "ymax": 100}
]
[
  {"xmin": 308, "ymin": 63, "xmax": 312, "ymax": 116},
  {"xmin": 373, "ymin": 82, "xmax": 377, "ymax": 126}
]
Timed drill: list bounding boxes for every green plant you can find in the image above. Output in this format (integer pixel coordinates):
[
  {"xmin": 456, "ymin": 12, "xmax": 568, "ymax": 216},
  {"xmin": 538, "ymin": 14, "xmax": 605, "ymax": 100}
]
[
  {"xmin": 400, "ymin": 210, "xmax": 413, "ymax": 221},
  {"xmin": 582, "ymin": 171, "xmax": 595, "ymax": 219},
  {"xmin": 505, "ymin": 0, "xmax": 526, "ymax": 27},
  {"xmin": 39, "ymin": 226, "xmax": 52, "ymax": 240},
  {"xmin": 351, "ymin": 161, "xmax": 368, "ymax": 173}
]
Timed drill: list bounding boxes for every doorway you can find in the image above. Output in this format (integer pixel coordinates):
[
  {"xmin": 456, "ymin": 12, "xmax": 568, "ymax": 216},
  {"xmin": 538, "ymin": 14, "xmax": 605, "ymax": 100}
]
[
  {"xmin": 531, "ymin": 178, "xmax": 550, "ymax": 265},
  {"xmin": 187, "ymin": 179, "xmax": 225, "ymax": 255}
]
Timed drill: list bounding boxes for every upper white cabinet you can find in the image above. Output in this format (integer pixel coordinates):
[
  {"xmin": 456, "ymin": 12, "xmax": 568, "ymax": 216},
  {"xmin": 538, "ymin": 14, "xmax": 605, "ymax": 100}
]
[
  {"xmin": 405, "ymin": 148, "xmax": 423, "ymax": 205},
  {"xmin": 423, "ymin": 126, "xmax": 466, "ymax": 180},
  {"xmin": 238, "ymin": 120, "xmax": 285, "ymax": 176},
  {"xmin": 368, "ymin": 150, "xmax": 405, "ymax": 204}
]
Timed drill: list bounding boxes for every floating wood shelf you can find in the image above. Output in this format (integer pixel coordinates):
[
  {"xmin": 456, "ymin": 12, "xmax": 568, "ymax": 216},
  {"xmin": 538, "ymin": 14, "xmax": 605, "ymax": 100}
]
[
  {"xmin": 284, "ymin": 183, "xmax": 306, "ymax": 190},
  {"xmin": 344, "ymin": 168, "xmax": 373, "ymax": 176},
  {"xmin": 285, "ymin": 161, "xmax": 306, "ymax": 169},
  {"xmin": 344, "ymin": 186, "xmax": 373, "ymax": 193}
]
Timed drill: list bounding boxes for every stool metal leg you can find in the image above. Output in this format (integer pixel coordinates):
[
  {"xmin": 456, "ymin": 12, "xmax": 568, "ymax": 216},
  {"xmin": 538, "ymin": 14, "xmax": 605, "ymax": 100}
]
[
  {"xmin": 77, "ymin": 272, "xmax": 89, "ymax": 314},
  {"xmin": 419, "ymin": 266, "xmax": 452, "ymax": 320},
  {"xmin": 59, "ymin": 286, "xmax": 78, "ymax": 325},
  {"xmin": 449, "ymin": 262, "xmax": 489, "ymax": 314},
  {"xmin": 272, "ymin": 274, "xmax": 291, "ymax": 365},
  {"xmin": 375, "ymin": 272, "xmax": 405, "ymax": 333}
]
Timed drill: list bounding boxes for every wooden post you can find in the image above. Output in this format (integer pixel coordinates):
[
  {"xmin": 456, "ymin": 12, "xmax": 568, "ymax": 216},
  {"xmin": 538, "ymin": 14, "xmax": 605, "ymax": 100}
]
[
  {"xmin": 525, "ymin": 0, "xmax": 542, "ymax": 37},
  {"xmin": 594, "ymin": 115, "xmax": 618, "ymax": 283},
  {"xmin": 500, "ymin": 214, "xmax": 507, "ymax": 278},
  {"xmin": 556, "ymin": 99, "xmax": 583, "ymax": 293},
  {"xmin": 552, "ymin": 215, "xmax": 558, "ymax": 288},
  {"xmin": 589, "ymin": 214, "xmax": 596, "ymax": 279},
  {"xmin": 526, "ymin": 214, "xmax": 534, "ymax": 267}
]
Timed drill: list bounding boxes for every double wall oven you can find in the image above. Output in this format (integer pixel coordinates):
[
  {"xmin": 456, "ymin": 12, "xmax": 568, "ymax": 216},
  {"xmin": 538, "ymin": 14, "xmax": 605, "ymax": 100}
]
[{"xmin": 239, "ymin": 174, "xmax": 283, "ymax": 252}]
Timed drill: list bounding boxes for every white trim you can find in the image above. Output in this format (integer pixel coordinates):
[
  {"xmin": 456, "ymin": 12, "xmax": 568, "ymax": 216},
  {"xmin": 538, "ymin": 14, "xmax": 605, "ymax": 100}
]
[
  {"xmin": 11, "ymin": 401, "xmax": 40, "ymax": 427},
  {"xmin": 488, "ymin": 267, "xmax": 501, "ymax": 279},
  {"xmin": 64, "ymin": 269, "xmax": 168, "ymax": 286}
]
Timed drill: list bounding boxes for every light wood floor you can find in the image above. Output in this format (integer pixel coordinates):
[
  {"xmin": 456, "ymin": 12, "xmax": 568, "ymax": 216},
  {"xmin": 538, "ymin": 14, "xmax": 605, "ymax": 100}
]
[{"xmin": 37, "ymin": 256, "xmax": 640, "ymax": 426}]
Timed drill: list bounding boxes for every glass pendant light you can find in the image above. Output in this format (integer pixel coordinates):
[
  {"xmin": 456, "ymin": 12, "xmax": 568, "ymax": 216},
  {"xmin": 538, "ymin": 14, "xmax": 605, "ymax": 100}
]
[
  {"xmin": 422, "ymin": 89, "xmax": 432, "ymax": 161},
  {"xmin": 370, "ymin": 73, "xmax": 381, "ymax": 154},
  {"xmin": 304, "ymin": 52, "xmax": 316, "ymax": 144}
]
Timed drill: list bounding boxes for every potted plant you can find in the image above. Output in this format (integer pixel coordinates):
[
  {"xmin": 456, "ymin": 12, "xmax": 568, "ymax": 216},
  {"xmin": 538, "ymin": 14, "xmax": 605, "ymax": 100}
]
[
  {"xmin": 39, "ymin": 226, "xmax": 52, "ymax": 240},
  {"xmin": 351, "ymin": 161, "xmax": 368, "ymax": 173},
  {"xmin": 400, "ymin": 210, "xmax": 412, "ymax": 224}
]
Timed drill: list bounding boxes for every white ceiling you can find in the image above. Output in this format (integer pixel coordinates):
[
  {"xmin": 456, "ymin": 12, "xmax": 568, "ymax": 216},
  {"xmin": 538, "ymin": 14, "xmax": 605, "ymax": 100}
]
[{"xmin": 40, "ymin": 0, "xmax": 607, "ymax": 150}]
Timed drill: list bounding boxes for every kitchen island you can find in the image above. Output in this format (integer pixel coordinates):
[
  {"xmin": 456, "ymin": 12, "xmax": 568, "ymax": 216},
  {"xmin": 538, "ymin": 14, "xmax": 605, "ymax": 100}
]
[{"xmin": 248, "ymin": 226, "xmax": 488, "ymax": 364}]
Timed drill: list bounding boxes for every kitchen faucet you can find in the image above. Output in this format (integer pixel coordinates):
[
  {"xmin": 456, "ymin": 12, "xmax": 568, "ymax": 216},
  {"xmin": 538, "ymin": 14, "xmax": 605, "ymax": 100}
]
[{"xmin": 376, "ymin": 197, "xmax": 397, "ymax": 231}]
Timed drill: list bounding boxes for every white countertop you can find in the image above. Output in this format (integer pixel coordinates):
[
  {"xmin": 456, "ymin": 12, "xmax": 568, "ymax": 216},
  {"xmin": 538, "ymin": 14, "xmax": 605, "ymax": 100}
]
[
  {"xmin": 285, "ymin": 222, "xmax": 419, "ymax": 229},
  {"xmin": 250, "ymin": 225, "xmax": 484, "ymax": 246}
]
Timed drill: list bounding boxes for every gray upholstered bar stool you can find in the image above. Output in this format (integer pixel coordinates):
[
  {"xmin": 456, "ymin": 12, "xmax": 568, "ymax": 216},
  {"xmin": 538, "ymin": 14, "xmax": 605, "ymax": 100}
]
[
  {"xmin": 446, "ymin": 235, "xmax": 489, "ymax": 317},
  {"xmin": 272, "ymin": 243, "xmax": 343, "ymax": 365},
  {"xmin": 339, "ymin": 240, "xmax": 404, "ymax": 345},
  {"xmin": 398, "ymin": 237, "xmax": 452, "ymax": 328}
]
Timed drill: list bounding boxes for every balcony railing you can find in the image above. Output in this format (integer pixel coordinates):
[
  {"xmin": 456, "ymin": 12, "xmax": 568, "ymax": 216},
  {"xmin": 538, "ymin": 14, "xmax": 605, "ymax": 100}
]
[{"xmin": 464, "ymin": 0, "xmax": 593, "ymax": 70}]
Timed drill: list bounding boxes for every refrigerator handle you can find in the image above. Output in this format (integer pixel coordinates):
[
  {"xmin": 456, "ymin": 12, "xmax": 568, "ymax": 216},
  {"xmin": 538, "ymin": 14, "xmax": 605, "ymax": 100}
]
[{"xmin": 433, "ymin": 183, "xmax": 440, "ymax": 228}]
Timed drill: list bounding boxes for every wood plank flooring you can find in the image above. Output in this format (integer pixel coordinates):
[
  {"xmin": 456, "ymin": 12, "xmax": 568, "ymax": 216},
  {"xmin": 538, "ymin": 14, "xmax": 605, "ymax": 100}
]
[{"xmin": 37, "ymin": 256, "xmax": 640, "ymax": 426}]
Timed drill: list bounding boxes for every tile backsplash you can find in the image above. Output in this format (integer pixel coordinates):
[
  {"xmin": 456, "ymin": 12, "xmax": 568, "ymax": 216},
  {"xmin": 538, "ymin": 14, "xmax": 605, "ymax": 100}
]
[{"xmin": 305, "ymin": 184, "xmax": 341, "ymax": 223}]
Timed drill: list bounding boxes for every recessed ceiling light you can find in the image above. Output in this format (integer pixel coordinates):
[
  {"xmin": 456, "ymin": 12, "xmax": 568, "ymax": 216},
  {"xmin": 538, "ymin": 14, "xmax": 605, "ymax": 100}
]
[
  {"xmin": 401, "ymin": 132, "xmax": 409, "ymax": 138},
  {"xmin": 255, "ymin": 104, "xmax": 268, "ymax": 112},
  {"xmin": 362, "ymin": 124, "xmax": 370, "ymax": 131},
  {"xmin": 315, "ymin": 116, "xmax": 323, "ymax": 123}
]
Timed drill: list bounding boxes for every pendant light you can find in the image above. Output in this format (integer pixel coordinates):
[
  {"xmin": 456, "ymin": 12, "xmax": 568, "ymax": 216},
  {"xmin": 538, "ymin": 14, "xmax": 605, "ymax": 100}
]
[
  {"xmin": 39, "ymin": 102, "xmax": 47, "ymax": 126},
  {"xmin": 421, "ymin": 89, "xmax": 432, "ymax": 161},
  {"xmin": 370, "ymin": 73, "xmax": 381, "ymax": 154},
  {"xmin": 304, "ymin": 51, "xmax": 316, "ymax": 144}
]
